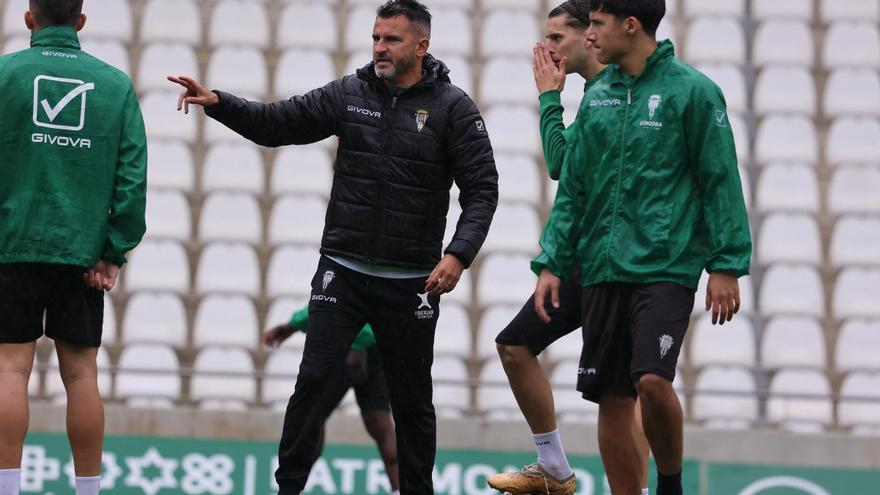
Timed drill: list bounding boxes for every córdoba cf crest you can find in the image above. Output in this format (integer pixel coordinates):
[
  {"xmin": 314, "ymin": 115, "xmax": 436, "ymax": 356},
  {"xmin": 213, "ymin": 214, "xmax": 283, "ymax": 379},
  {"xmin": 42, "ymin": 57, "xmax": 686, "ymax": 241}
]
[
  {"xmin": 322, "ymin": 270, "xmax": 335, "ymax": 291},
  {"xmin": 415, "ymin": 108, "xmax": 429, "ymax": 133},
  {"xmin": 659, "ymin": 334, "xmax": 673, "ymax": 359}
]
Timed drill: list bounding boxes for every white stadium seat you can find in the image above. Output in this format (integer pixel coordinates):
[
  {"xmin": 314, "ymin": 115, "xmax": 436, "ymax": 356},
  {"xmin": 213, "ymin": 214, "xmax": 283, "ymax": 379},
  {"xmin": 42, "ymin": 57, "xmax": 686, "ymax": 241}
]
[
  {"xmin": 685, "ymin": 18, "xmax": 745, "ymax": 65},
  {"xmin": 202, "ymin": 143, "xmax": 265, "ymax": 194},
  {"xmin": 684, "ymin": 0, "xmax": 745, "ymax": 17},
  {"xmin": 820, "ymin": 0, "xmax": 879, "ymax": 23},
  {"xmin": 266, "ymin": 246, "xmax": 320, "ymax": 298},
  {"xmin": 206, "ymin": 47, "xmax": 269, "ymax": 99},
  {"xmin": 433, "ymin": 53, "xmax": 474, "ymax": 96},
  {"xmin": 80, "ymin": 40, "xmax": 130, "ymax": 75},
  {"xmin": 208, "ymin": 0, "xmax": 269, "ymax": 48},
  {"xmin": 191, "ymin": 347, "xmax": 256, "ymax": 403},
  {"xmin": 494, "ymin": 153, "xmax": 541, "ymax": 205},
  {"xmin": 825, "ymin": 118, "xmax": 880, "ymax": 165},
  {"xmin": 432, "ymin": 356, "xmax": 470, "ymax": 416},
  {"xmin": 752, "ymin": 0, "xmax": 812, "ymax": 20},
  {"xmin": 692, "ymin": 366, "xmax": 758, "ymax": 427},
  {"xmin": 830, "ymin": 216, "xmax": 880, "ymax": 267},
  {"xmin": 756, "ymin": 213, "xmax": 822, "ymax": 265},
  {"xmin": 482, "ymin": 0, "xmax": 541, "ymax": 12},
  {"xmin": 116, "ymin": 344, "xmax": 181, "ymax": 401},
  {"xmin": 434, "ymin": 303, "xmax": 472, "ymax": 359},
  {"xmin": 199, "ymin": 192, "xmax": 263, "ymax": 245},
  {"xmin": 141, "ymin": 91, "xmax": 197, "ymax": 143},
  {"xmin": 823, "ymin": 69, "xmax": 880, "ymax": 118},
  {"xmin": 274, "ymin": 50, "xmax": 336, "ymax": 99},
  {"xmin": 828, "ymin": 166, "xmax": 880, "ymax": 215},
  {"xmin": 761, "ymin": 317, "xmax": 827, "ymax": 370},
  {"xmin": 476, "ymin": 305, "xmax": 520, "ymax": 360},
  {"xmin": 442, "ymin": 265, "xmax": 473, "ymax": 305},
  {"xmin": 752, "ymin": 20, "xmax": 814, "ymax": 67},
  {"xmin": 480, "ymin": 203, "xmax": 539, "ymax": 253},
  {"xmin": 77, "ymin": 0, "xmax": 132, "ymax": 43},
  {"xmin": 823, "ymin": 22, "xmax": 880, "ymax": 69},
  {"xmin": 144, "ymin": 189, "xmax": 191, "ymax": 241},
  {"xmin": 838, "ymin": 372, "xmax": 880, "ymax": 428},
  {"xmin": 195, "ymin": 242, "xmax": 261, "ymax": 297},
  {"xmin": 729, "ymin": 112, "xmax": 751, "ymax": 162},
  {"xmin": 262, "ymin": 348, "xmax": 302, "ymax": 407},
  {"xmin": 689, "ymin": 315, "xmax": 756, "ymax": 368},
  {"xmin": 483, "ymin": 105, "xmax": 540, "ymax": 154},
  {"xmin": 2, "ymin": 1, "xmax": 30, "ymax": 38},
  {"xmin": 268, "ymin": 195, "xmax": 327, "ymax": 246},
  {"xmin": 754, "ymin": 116, "xmax": 818, "ymax": 164},
  {"xmin": 477, "ymin": 254, "xmax": 536, "ymax": 305},
  {"xmin": 832, "ymin": 268, "xmax": 880, "ymax": 319},
  {"xmin": 137, "ymin": 43, "xmax": 199, "ymax": 94},
  {"xmin": 477, "ymin": 361, "xmax": 519, "ymax": 418},
  {"xmin": 345, "ymin": 7, "xmax": 378, "ymax": 54},
  {"xmin": 277, "ymin": 3, "xmax": 337, "ymax": 51},
  {"xmin": 264, "ymin": 297, "xmax": 309, "ymax": 350},
  {"xmin": 480, "ymin": 11, "xmax": 539, "ymax": 57},
  {"xmin": 753, "ymin": 67, "xmax": 816, "ymax": 115},
  {"xmin": 193, "ymin": 295, "xmax": 260, "ymax": 349},
  {"xmin": 756, "ymin": 163, "xmax": 819, "ymax": 213},
  {"xmin": 479, "ymin": 57, "xmax": 537, "ymax": 106},
  {"xmin": 835, "ymin": 319, "xmax": 880, "ymax": 372},
  {"xmin": 140, "ymin": 0, "xmax": 202, "ymax": 46},
  {"xmin": 695, "ymin": 64, "xmax": 747, "ymax": 114},
  {"xmin": 767, "ymin": 369, "xmax": 833, "ymax": 430},
  {"xmin": 759, "ymin": 265, "xmax": 825, "ymax": 318},
  {"xmin": 125, "ymin": 240, "xmax": 190, "ymax": 294},
  {"xmin": 544, "ymin": 327, "xmax": 583, "ymax": 363},
  {"xmin": 122, "ymin": 292, "xmax": 188, "ymax": 347},
  {"xmin": 428, "ymin": 8, "xmax": 473, "ymax": 55},
  {"xmin": 102, "ymin": 294, "xmax": 118, "ymax": 346},
  {"xmin": 2, "ymin": 35, "xmax": 30, "ymax": 55},
  {"xmin": 147, "ymin": 140, "xmax": 195, "ymax": 192},
  {"xmin": 271, "ymin": 146, "xmax": 333, "ymax": 196}
]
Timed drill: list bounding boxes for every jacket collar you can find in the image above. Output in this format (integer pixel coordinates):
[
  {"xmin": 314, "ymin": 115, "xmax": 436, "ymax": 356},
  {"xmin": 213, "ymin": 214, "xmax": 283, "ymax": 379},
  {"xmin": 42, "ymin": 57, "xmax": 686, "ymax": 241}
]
[
  {"xmin": 357, "ymin": 53, "xmax": 451, "ymax": 91},
  {"xmin": 606, "ymin": 39, "xmax": 675, "ymax": 85},
  {"xmin": 30, "ymin": 25, "xmax": 81, "ymax": 50}
]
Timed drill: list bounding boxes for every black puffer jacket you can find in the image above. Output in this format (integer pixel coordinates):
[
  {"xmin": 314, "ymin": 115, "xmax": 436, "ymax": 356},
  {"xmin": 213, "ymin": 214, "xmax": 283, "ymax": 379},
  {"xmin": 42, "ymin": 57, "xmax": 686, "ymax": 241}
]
[{"xmin": 205, "ymin": 55, "xmax": 498, "ymax": 270}]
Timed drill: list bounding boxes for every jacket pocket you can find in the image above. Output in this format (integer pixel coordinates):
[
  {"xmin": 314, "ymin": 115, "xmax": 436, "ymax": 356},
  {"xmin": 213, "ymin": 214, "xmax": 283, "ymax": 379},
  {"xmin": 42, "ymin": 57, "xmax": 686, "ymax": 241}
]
[{"xmin": 647, "ymin": 203, "xmax": 673, "ymax": 243}]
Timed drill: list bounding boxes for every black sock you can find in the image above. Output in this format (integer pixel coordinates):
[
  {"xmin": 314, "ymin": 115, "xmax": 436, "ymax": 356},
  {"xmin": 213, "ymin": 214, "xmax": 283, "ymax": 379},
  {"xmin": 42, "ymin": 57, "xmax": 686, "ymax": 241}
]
[{"xmin": 657, "ymin": 469, "xmax": 682, "ymax": 495}]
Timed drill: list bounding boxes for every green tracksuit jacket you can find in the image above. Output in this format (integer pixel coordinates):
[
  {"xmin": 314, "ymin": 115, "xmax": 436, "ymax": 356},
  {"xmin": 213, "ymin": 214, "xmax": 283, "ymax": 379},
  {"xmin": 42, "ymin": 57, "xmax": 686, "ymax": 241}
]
[
  {"xmin": 533, "ymin": 40, "xmax": 752, "ymax": 289},
  {"xmin": 0, "ymin": 26, "xmax": 147, "ymax": 267}
]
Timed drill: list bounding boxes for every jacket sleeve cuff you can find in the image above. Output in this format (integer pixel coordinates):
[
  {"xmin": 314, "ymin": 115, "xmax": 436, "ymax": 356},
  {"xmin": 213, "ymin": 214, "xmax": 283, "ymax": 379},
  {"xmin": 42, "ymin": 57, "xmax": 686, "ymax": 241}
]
[
  {"xmin": 538, "ymin": 90, "xmax": 562, "ymax": 109},
  {"xmin": 530, "ymin": 251, "xmax": 564, "ymax": 278},
  {"xmin": 444, "ymin": 240, "xmax": 477, "ymax": 268},
  {"xmin": 101, "ymin": 246, "xmax": 127, "ymax": 267},
  {"xmin": 203, "ymin": 90, "xmax": 231, "ymax": 119}
]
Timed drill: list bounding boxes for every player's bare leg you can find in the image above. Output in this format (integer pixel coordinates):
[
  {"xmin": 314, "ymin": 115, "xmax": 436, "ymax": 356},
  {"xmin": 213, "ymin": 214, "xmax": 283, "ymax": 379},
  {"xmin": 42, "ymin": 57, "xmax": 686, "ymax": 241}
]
[
  {"xmin": 362, "ymin": 409, "xmax": 400, "ymax": 492},
  {"xmin": 56, "ymin": 341, "xmax": 104, "ymax": 476},
  {"xmin": 637, "ymin": 374, "xmax": 683, "ymax": 495},
  {"xmin": 0, "ymin": 343, "xmax": 36, "ymax": 469},
  {"xmin": 497, "ymin": 344, "xmax": 557, "ymax": 433},
  {"xmin": 598, "ymin": 393, "xmax": 642, "ymax": 495},
  {"xmin": 634, "ymin": 397, "xmax": 650, "ymax": 489}
]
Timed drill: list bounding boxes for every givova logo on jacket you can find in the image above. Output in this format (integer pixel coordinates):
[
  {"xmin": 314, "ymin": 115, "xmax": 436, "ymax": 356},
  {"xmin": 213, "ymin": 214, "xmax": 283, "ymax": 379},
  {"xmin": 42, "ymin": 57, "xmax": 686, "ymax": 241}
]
[{"xmin": 32, "ymin": 75, "xmax": 95, "ymax": 132}]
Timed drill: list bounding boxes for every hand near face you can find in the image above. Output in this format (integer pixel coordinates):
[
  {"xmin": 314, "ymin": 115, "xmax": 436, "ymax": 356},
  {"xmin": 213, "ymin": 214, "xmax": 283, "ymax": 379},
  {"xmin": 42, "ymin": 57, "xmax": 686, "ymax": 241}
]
[{"xmin": 533, "ymin": 42, "xmax": 567, "ymax": 94}]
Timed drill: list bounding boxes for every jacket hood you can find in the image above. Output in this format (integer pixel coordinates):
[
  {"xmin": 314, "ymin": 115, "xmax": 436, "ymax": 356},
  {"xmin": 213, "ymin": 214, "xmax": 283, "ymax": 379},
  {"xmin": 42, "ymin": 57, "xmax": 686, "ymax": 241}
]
[{"xmin": 356, "ymin": 53, "xmax": 451, "ymax": 87}]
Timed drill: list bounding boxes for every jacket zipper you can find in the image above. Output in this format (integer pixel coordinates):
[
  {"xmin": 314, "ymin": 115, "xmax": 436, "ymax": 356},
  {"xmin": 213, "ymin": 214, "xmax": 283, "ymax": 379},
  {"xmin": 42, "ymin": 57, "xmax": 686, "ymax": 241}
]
[{"xmin": 606, "ymin": 87, "xmax": 631, "ymax": 279}]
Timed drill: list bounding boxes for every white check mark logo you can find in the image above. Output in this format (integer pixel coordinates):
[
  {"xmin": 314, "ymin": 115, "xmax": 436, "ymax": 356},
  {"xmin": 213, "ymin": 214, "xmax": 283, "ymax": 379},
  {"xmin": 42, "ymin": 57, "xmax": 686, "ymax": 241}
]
[{"xmin": 41, "ymin": 82, "xmax": 94, "ymax": 122}]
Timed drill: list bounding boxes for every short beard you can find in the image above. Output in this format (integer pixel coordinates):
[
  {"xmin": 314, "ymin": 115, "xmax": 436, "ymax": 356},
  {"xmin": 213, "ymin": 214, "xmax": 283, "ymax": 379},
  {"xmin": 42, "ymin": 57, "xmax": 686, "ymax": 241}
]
[{"xmin": 374, "ymin": 56, "xmax": 415, "ymax": 84}]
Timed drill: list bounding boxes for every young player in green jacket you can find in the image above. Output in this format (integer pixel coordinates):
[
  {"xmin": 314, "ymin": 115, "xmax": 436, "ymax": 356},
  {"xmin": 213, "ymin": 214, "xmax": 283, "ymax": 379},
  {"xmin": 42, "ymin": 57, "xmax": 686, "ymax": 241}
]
[
  {"xmin": 0, "ymin": 2, "xmax": 147, "ymax": 495},
  {"xmin": 263, "ymin": 308, "xmax": 400, "ymax": 495},
  {"xmin": 532, "ymin": 1, "xmax": 752, "ymax": 494}
]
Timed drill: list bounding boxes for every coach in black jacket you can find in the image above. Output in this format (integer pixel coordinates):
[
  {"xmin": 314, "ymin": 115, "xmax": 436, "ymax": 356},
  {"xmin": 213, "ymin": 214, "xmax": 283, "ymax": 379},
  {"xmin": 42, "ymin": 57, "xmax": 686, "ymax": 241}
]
[{"xmin": 170, "ymin": 1, "xmax": 497, "ymax": 493}]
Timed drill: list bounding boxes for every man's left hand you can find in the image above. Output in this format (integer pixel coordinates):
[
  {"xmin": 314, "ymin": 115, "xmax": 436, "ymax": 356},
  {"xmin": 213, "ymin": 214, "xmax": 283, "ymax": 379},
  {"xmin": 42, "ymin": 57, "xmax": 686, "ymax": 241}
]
[
  {"xmin": 425, "ymin": 254, "xmax": 465, "ymax": 295},
  {"xmin": 705, "ymin": 271, "xmax": 741, "ymax": 325}
]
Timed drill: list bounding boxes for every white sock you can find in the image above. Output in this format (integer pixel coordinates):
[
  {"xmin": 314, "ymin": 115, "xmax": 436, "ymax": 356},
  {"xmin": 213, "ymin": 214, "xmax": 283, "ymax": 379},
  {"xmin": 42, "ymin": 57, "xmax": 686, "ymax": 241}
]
[
  {"xmin": 392, "ymin": 491, "xmax": 400, "ymax": 495},
  {"xmin": 0, "ymin": 469, "xmax": 20, "ymax": 495},
  {"xmin": 642, "ymin": 488, "xmax": 649, "ymax": 495},
  {"xmin": 533, "ymin": 429, "xmax": 573, "ymax": 480},
  {"xmin": 75, "ymin": 476, "xmax": 101, "ymax": 495}
]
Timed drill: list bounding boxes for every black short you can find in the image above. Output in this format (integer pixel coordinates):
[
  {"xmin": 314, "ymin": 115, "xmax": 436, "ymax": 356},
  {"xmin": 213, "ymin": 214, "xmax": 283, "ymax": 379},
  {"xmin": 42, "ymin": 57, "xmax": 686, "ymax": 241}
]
[
  {"xmin": 0, "ymin": 263, "xmax": 104, "ymax": 347},
  {"xmin": 495, "ymin": 271, "xmax": 583, "ymax": 355},
  {"xmin": 350, "ymin": 347, "xmax": 391, "ymax": 412},
  {"xmin": 577, "ymin": 282, "xmax": 693, "ymax": 403}
]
